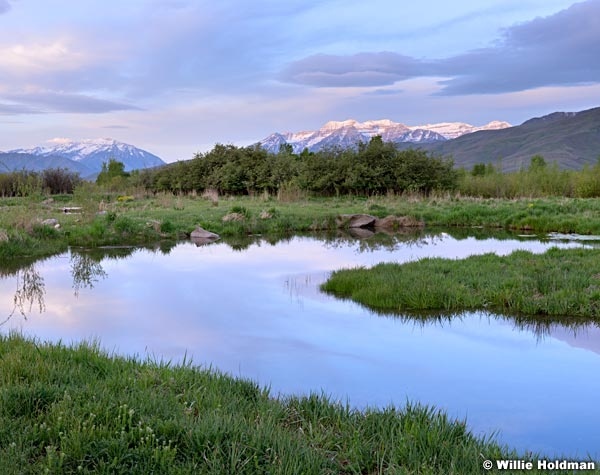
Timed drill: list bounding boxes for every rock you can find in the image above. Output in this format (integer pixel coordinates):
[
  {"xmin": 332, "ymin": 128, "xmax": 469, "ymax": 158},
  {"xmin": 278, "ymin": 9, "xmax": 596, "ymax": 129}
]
[
  {"xmin": 41, "ymin": 218, "xmax": 60, "ymax": 228},
  {"xmin": 336, "ymin": 214, "xmax": 376, "ymax": 229},
  {"xmin": 222, "ymin": 212, "xmax": 245, "ymax": 222},
  {"xmin": 190, "ymin": 227, "xmax": 220, "ymax": 240},
  {"xmin": 259, "ymin": 210, "xmax": 272, "ymax": 219},
  {"xmin": 190, "ymin": 227, "xmax": 220, "ymax": 246},
  {"xmin": 374, "ymin": 215, "xmax": 424, "ymax": 229}
]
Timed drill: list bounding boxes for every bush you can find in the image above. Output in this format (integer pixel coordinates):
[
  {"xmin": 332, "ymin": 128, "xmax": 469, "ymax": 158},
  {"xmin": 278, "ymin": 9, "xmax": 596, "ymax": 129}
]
[{"xmin": 42, "ymin": 168, "xmax": 82, "ymax": 194}]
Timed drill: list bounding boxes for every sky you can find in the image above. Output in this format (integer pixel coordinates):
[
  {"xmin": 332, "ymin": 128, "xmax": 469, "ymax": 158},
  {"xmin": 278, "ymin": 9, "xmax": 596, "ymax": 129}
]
[{"xmin": 0, "ymin": 0, "xmax": 599, "ymax": 162}]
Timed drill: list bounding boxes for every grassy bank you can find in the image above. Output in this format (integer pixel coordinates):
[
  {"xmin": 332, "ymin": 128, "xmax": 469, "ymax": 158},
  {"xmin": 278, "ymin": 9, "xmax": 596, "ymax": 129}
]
[
  {"xmin": 3, "ymin": 192, "xmax": 600, "ymax": 259},
  {"xmin": 322, "ymin": 247, "xmax": 600, "ymax": 318},
  {"xmin": 0, "ymin": 335, "xmax": 534, "ymax": 475}
]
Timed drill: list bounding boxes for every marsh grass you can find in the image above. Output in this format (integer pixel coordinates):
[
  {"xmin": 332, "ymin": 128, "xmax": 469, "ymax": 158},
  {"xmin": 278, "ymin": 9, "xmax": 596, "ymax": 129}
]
[
  {"xmin": 5, "ymin": 193, "xmax": 600, "ymax": 258},
  {"xmin": 322, "ymin": 247, "xmax": 600, "ymax": 318},
  {"xmin": 6, "ymin": 334, "xmax": 579, "ymax": 474}
]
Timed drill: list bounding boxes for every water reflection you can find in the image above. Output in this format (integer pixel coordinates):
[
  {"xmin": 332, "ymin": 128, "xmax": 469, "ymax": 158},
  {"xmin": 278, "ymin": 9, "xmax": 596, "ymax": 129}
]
[
  {"xmin": 2, "ymin": 264, "xmax": 46, "ymax": 323},
  {"xmin": 1, "ymin": 230, "xmax": 599, "ymax": 458},
  {"xmin": 70, "ymin": 252, "xmax": 108, "ymax": 296}
]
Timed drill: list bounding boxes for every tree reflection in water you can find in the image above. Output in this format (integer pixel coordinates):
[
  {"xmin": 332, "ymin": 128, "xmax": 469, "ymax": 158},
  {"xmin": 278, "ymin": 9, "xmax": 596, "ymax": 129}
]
[
  {"xmin": 70, "ymin": 252, "xmax": 108, "ymax": 297},
  {"xmin": 2, "ymin": 264, "xmax": 46, "ymax": 324}
]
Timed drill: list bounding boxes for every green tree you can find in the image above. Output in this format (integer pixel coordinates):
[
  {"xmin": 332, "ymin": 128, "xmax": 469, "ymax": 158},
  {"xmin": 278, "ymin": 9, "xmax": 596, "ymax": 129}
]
[
  {"xmin": 96, "ymin": 159, "xmax": 130, "ymax": 187},
  {"xmin": 528, "ymin": 155, "xmax": 547, "ymax": 171}
]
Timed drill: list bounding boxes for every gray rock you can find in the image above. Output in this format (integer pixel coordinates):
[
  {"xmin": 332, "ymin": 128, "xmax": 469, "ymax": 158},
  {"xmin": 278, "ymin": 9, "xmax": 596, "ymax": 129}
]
[
  {"xmin": 336, "ymin": 214, "xmax": 376, "ymax": 229},
  {"xmin": 374, "ymin": 215, "xmax": 424, "ymax": 229},
  {"xmin": 41, "ymin": 218, "xmax": 60, "ymax": 228},
  {"xmin": 190, "ymin": 227, "xmax": 220, "ymax": 240}
]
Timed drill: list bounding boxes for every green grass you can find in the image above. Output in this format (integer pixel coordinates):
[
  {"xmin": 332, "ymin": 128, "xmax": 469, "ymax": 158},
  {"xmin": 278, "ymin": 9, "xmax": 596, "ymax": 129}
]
[
  {"xmin": 4, "ymin": 192, "xmax": 600, "ymax": 259},
  {"xmin": 0, "ymin": 334, "xmax": 557, "ymax": 475},
  {"xmin": 322, "ymin": 247, "xmax": 600, "ymax": 318}
]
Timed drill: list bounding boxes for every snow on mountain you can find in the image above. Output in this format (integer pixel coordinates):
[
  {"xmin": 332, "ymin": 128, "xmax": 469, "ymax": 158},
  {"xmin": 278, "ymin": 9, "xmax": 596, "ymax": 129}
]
[
  {"xmin": 412, "ymin": 121, "xmax": 512, "ymax": 139},
  {"xmin": 258, "ymin": 119, "xmax": 511, "ymax": 153},
  {"xmin": 10, "ymin": 138, "xmax": 166, "ymax": 173}
]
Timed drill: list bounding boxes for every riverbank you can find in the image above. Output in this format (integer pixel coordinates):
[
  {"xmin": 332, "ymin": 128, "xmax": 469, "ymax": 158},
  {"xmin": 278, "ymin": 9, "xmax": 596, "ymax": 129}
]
[
  {"xmin": 3, "ymin": 334, "xmax": 573, "ymax": 474},
  {"xmin": 3, "ymin": 193, "xmax": 600, "ymax": 259},
  {"xmin": 322, "ymin": 247, "xmax": 600, "ymax": 318}
]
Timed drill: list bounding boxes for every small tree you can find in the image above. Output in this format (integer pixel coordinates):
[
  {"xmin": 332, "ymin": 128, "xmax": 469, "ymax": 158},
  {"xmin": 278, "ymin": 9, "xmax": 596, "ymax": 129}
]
[
  {"xmin": 96, "ymin": 159, "xmax": 130, "ymax": 187},
  {"xmin": 528, "ymin": 155, "xmax": 547, "ymax": 172}
]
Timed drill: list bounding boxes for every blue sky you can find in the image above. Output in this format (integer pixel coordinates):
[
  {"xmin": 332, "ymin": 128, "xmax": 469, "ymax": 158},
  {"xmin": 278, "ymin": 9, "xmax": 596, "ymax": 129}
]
[{"xmin": 1, "ymin": 0, "xmax": 599, "ymax": 162}]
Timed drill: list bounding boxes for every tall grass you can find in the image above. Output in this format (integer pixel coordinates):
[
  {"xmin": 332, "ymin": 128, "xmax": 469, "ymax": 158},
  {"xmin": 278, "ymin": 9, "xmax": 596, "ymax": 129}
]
[
  {"xmin": 2, "ymin": 334, "xmax": 562, "ymax": 474},
  {"xmin": 322, "ymin": 247, "xmax": 600, "ymax": 318},
  {"xmin": 457, "ymin": 159, "xmax": 600, "ymax": 198},
  {"xmin": 6, "ymin": 190, "xmax": 600, "ymax": 259}
]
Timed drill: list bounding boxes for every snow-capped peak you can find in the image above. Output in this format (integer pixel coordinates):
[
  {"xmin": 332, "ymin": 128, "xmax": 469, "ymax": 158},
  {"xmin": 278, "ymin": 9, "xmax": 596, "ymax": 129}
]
[
  {"xmin": 9, "ymin": 137, "xmax": 166, "ymax": 173},
  {"xmin": 321, "ymin": 120, "xmax": 360, "ymax": 131},
  {"xmin": 258, "ymin": 117, "xmax": 511, "ymax": 153},
  {"xmin": 48, "ymin": 137, "xmax": 74, "ymax": 145}
]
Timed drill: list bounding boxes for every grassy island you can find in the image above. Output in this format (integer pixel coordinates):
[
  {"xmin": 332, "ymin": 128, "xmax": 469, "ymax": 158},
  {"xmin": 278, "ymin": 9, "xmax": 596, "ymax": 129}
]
[{"xmin": 322, "ymin": 247, "xmax": 600, "ymax": 318}]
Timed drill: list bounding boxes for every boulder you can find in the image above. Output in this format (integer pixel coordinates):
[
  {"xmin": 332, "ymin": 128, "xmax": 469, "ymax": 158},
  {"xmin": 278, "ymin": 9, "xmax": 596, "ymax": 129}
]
[
  {"xmin": 336, "ymin": 214, "xmax": 376, "ymax": 229},
  {"xmin": 374, "ymin": 215, "xmax": 424, "ymax": 229},
  {"xmin": 41, "ymin": 218, "xmax": 60, "ymax": 229},
  {"xmin": 190, "ymin": 227, "xmax": 220, "ymax": 240}
]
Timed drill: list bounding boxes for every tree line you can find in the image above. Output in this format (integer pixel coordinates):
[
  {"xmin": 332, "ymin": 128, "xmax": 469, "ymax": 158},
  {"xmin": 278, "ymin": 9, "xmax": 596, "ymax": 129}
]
[
  {"xmin": 0, "ymin": 168, "xmax": 82, "ymax": 197},
  {"xmin": 139, "ymin": 136, "xmax": 458, "ymax": 196},
  {"xmin": 3, "ymin": 139, "xmax": 599, "ymax": 199}
]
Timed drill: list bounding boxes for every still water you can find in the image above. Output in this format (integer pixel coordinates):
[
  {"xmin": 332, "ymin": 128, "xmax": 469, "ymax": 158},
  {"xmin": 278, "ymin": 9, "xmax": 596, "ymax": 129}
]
[{"xmin": 2, "ymin": 231, "xmax": 599, "ymax": 459}]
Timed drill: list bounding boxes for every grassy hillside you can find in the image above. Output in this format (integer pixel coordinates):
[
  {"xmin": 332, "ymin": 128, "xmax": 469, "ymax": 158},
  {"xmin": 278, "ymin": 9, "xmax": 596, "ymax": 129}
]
[{"xmin": 409, "ymin": 107, "xmax": 600, "ymax": 171}]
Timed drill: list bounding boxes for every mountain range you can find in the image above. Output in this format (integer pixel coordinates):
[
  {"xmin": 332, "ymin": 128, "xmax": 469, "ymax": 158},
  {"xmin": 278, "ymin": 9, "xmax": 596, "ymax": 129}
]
[
  {"xmin": 412, "ymin": 107, "xmax": 600, "ymax": 171},
  {"xmin": 0, "ymin": 138, "xmax": 165, "ymax": 178},
  {"xmin": 258, "ymin": 107, "xmax": 600, "ymax": 170},
  {"xmin": 258, "ymin": 119, "xmax": 511, "ymax": 154}
]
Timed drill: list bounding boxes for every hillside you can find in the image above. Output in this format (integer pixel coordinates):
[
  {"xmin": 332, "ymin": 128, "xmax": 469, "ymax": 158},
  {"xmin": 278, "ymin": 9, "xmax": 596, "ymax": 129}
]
[
  {"xmin": 421, "ymin": 107, "xmax": 600, "ymax": 171},
  {"xmin": 0, "ymin": 152, "xmax": 94, "ymax": 176}
]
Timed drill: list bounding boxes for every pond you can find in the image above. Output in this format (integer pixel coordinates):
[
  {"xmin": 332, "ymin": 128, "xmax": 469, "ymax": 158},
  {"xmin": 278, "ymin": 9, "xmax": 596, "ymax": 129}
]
[{"xmin": 1, "ymin": 230, "xmax": 599, "ymax": 459}]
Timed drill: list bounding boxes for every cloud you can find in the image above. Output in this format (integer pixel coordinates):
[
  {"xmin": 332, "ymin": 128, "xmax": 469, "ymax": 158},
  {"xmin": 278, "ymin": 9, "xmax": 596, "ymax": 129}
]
[
  {"xmin": 280, "ymin": 52, "xmax": 433, "ymax": 87},
  {"xmin": 437, "ymin": 0, "xmax": 600, "ymax": 94},
  {"xmin": 364, "ymin": 88, "xmax": 405, "ymax": 96},
  {"xmin": 280, "ymin": 0, "xmax": 600, "ymax": 95},
  {"xmin": 0, "ymin": 1, "xmax": 11, "ymax": 14},
  {"xmin": 2, "ymin": 92, "xmax": 142, "ymax": 114},
  {"xmin": 0, "ymin": 102, "xmax": 40, "ymax": 115}
]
